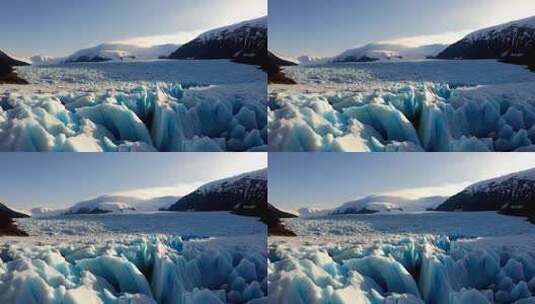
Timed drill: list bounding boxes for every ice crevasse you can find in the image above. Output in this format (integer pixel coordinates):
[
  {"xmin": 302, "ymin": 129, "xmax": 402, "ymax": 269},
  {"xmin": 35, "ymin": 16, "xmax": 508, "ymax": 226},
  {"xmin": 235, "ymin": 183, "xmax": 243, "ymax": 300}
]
[
  {"xmin": 268, "ymin": 236, "xmax": 535, "ymax": 303},
  {"xmin": 0, "ymin": 236, "xmax": 268, "ymax": 304},
  {"xmin": 268, "ymin": 81, "xmax": 535, "ymax": 152},
  {"xmin": 0, "ymin": 83, "xmax": 267, "ymax": 152}
]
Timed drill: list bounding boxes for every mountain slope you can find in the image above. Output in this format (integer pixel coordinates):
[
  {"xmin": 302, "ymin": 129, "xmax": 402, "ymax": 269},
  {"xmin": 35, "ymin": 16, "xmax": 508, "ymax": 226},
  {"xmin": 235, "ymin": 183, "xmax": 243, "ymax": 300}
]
[
  {"xmin": 333, "ymin": 43, "xmax": 447, "ymax": 63},
  {"xmin": 168, "ymin": 169, "xmax": 267, "ymax": 215},
  {"xmin": 437, "ymin": 16, "xmax": 535, "ymax": 69},
  {"xmin": 333, "ymin": 195, "xmax": 446, "ymax": 215},
  {"xmin": 0, "ymin": 50, "xmax": 30, "ymax": 67},
  {"xmin": 0, "ymin": 202, "xmax": 30, "ymax": 218},
  {"xmin": 65, "ymin": 43, "xmax": 181, "ymax": 63},
  {"xmin": 169, "ymin": 17, "xmax": 267, "ymax": 67},
  {"xmin": 436, "ymin": 168, "xmax": 535, "ymax": 220}
]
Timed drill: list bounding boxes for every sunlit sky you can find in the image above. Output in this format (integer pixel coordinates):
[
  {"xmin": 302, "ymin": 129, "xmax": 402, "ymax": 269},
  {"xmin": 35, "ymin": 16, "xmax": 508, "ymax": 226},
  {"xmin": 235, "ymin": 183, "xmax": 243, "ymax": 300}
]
[
  {"xmin": 0, "ymin": 153, "xmax": 266, "ymax": 210},
  {"xmin": 1, "ymin": 0, "xmax": 266, "ymax": 58},
  {"xmin": 269, "ymin": 153, "xmax": 535, "ymax": 211},
  {"xmin": 269, "ymin": 0, "xmax": 535, "ymax": 58}
]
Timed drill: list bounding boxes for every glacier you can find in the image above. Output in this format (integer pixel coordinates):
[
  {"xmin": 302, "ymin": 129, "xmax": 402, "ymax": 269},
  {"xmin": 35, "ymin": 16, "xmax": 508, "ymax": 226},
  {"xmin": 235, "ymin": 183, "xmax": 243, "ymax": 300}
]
[
  {"xmin": 269, "ymin": 212, "xmax": 535, "ymax": 303},
  {"xmin": 269, "ymin": 59, "xmax": 535, "ymax": 152},
  {"xmin": 0, "ymin": 212, "xmax": 267, "ymax": 304},
  {"xmin": 0, "ymin": 60, "xmax": 267, "ymax": 152}
]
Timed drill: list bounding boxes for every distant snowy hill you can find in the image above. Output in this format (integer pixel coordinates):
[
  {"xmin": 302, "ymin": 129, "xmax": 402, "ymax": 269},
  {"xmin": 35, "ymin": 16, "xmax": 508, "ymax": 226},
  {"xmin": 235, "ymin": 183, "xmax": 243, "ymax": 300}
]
[
  {"xmin": 298, "ymin": 207, "xmax": 331, "ymax": 218},
  {"xmin": 333, "ymin": 43, "xmax": 447, "ymax": 63},
  {"xmin": 437, "ymin": 15, "xmax": 535, "ymax": 67},
  {"xmin": 297, "ymin": 55, "xmax": 330, "ymax": 65},
  {"xmin": 168, "ymin": 169, "xmax": 267, "ymax": 214},
  {"xmin": 30, "ymin": 207, "xmax": 64, "ymax": 218},
  {"xmin": 436, "ymin": 168, "xmax": 535, "ymax": 219},
  {"xmin": 66, "ymin": 195, "xmax": 180, "ymax": 215},
  {"xmin": 30, "ymin": 55, "xmax": 66, "ymax": 65},
  {"xmin": 333, "ymin": 195, "xmax": 447, "ymax": 215},
  {"xmin": 169, "ymin": 17, "xmax": 267, "ymax": 66},
  {"xmin": 64, "ymin": 43, "xmax": 181, "ymax": 63}
]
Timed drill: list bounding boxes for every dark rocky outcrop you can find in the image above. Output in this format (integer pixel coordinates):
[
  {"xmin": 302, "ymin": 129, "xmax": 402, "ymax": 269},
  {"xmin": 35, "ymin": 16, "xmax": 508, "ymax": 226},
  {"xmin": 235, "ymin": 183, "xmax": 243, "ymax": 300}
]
[
  {"xmin": 265, "ymin": 52, "xmax": 297, "ymax": 84},
  {"xmin": 0, "ymin": 214, "xmax": 28, "ymax": 236},
  {"xmin": 264, "ymin": 203, "xmax": 297, "ymax": 236},
  {"xmin": 0, "ymin": 202, "xmax": 29, "ymax": 236},
  {"xmin": 0, "ymin": 51, "xmax": 29, "ymax": 84}
]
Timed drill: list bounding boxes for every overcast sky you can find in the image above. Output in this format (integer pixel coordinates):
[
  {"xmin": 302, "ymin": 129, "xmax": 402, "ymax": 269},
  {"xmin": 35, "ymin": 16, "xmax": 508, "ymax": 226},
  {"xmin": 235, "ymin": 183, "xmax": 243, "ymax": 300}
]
[
  {"xmin": 269, "ymin": 0, "xmax": 535, "ymax": 57},
  {"xmin": 269, "ymin": 153, "xmax": 535, "ymax": 211},
  {"xmin": 1, "ymin": 0, "xmax": 266, "ymax": 58},
  {"xmin": 0, "ymin": 153, "xmax": 266, "ymax": 210}
]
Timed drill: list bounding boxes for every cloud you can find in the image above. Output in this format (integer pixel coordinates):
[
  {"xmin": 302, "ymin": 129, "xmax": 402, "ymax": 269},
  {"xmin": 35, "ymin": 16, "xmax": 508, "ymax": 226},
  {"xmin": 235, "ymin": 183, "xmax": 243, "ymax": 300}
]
[
  {"xmin": 112, "ymin": 30, "xmax": 203, "ymax": 47},
  {"xmin": 111, "ymin": 183, "xmax": 203, "ymax": 199},
  {"xmin": 380, "ymin": 30, "xmax": 474, "ymax": 47},
  {"xmin": 379, "ymin": 182, "xmax": 473, "ymax": 199}
]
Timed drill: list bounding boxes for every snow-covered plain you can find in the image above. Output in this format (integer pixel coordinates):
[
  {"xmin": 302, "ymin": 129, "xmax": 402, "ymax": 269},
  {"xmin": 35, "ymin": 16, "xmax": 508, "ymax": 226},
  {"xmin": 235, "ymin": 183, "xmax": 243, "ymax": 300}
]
[
  {"xmin": 269, "ymin": 212, "xmax": 535, "ymax": 303},
  {"xmin": 0, "ymin": 212, "xmax": 267, "ymax": 304},
  {"xmin": 1, "ymin": 60, "xmax": 267, "ymax": 151},
  {"xmin": 269, "ymin": 59, "xmax": 535, "ymax": 151}
]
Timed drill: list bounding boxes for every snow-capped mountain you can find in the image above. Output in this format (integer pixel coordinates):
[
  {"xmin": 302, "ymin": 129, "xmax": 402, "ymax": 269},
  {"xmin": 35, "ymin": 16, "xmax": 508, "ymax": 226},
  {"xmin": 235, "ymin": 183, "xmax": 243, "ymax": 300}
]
[
  {"xmin": 437, "ymin": 15, "xmax": 535, "ymax": 66},
  {"xmin": 333, "ymin": 43, "xmax": 447, "ymax": 63},
  {"xmin": 64, "ymin": 43, "xmax": 181, "ymax": 63},
  {"xmin": 168, "ymin": 168, "xmax": 267, "ymax": 213},
  {"xmin": 333, "ymin": 195, "xmax": 447, "ymax": 215},
  {"xmin": 66, "ymin": 195, "xmax": 180, "ymax": 215},
  {"xmin": 169, "ymin": 16, "xmax": 267, "ymax": 66},
  {"xmin": 436, "ymin": 168, "xmax": 535, "ymax": 217}
]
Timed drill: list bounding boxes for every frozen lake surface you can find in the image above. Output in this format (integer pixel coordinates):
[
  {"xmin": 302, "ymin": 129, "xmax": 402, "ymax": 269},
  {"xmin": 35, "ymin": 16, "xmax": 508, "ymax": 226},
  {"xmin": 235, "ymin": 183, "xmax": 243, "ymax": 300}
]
[
  {"xmin": 269, "ymin": 60, "xmax": 535, "ymax": 152},
  {"xmin": 1, "ymin": 60, "xmax": 267, "ymax": 152},
  {"xmin": 0, "ymin": 212, "xmax": 267, "ymax": 304},
  {"xmin": 269, "ymin": 212, "xmax": 535, "ymax": 303}
]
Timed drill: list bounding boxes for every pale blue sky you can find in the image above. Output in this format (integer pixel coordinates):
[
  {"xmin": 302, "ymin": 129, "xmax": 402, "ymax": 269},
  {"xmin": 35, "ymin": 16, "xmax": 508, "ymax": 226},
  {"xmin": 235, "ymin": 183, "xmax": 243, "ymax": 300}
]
[
  {"xmin": 1, "ymin": 0, "xmax": 266, "ymax": 58},
  {"xmin": 269, "ymin": 153, "xmax": 535, "ymax": 210},
  {"xmin": 0, "ymin": 153, "xmax": 266, "ymax": 210},
  {"xmin": 269, "ymin": 0, "xmax": 535, "ymax": 57}
]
